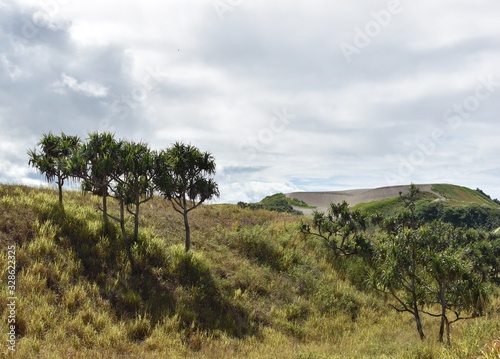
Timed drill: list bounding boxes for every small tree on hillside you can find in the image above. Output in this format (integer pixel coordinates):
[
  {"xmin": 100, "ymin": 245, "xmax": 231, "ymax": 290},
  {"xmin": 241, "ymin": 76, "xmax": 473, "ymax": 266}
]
[
  {"xmin": 369, "ymin": 184, "xmax": 427, "ymax": 340},
  {"xmin": 114, "ymin": 140, "xmax": 156, "ymax": 244},
  {"xmin": 301, "ymin": 201, "xmax": 371, "ymax": 258},
  {"xmin": 154, "ymin": 142, "xmax": 219, "ymax": 251},
  {"xmin": 369, "ymin": 185, "xmax": 489, "ymax": 344},
  {"xmin": 28, "ymin": 132, "xmax": 80, "ymax": 204},
  {"xmin": 370, "ymin": 226, "xmax": 428, "ymax": 340},
  {"xmin": 72, "ymin": 132, "xmax": 122, "ymax": 230},
  {"xmin": 103, "ymin": 140, "xmax": 156, "ymax": 270},
  {"xmin": 419, "ymin": 221, "xmax": 488, "ymax": 346}
]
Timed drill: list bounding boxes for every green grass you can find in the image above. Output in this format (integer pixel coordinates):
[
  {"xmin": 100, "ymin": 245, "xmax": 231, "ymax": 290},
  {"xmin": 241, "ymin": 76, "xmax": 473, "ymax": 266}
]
[
  {"xmin": 0, "ymin": 184, "xmax": 499, "ymax": 358},
  {"xmin": 353, "ymin": 191, "xmax": 438, "ymax": 216},
  {"xmin": 432, "ymin": 184, "xmax": 500, "ymax": 207},
  {"xmin": 351, "ymin": 185, "xmax": 500, "ymax": 230},
  {"xmin": 287, "ymin": 197, "xmax": 316, "ymax": 209}
]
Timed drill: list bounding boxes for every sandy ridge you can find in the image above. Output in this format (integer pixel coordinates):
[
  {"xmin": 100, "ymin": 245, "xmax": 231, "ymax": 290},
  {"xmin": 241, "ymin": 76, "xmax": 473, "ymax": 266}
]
[{"xmin": 286, "ymin": 184, "xmax": 436, "ymax": 214}]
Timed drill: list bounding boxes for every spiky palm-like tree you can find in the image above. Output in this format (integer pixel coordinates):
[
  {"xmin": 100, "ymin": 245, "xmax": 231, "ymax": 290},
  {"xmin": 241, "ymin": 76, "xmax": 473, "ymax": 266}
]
[
  {"xmin": 28, "ymin": 132, "xmax": 80, "ymax": 204},
  {"xmin": 155, "ymin": 142, "xmax": 219, "ymax": 251},
  {"xmin": 113, "ymin": 140, "xmax": 156, "ymax": 244},
  {"xmin": 73, "ymin": 132, "xmax": 122, "ymax": 228}
]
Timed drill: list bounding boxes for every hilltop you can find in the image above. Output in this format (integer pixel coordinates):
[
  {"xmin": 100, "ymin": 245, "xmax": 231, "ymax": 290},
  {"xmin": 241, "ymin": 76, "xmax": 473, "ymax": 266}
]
[
  {"xmin": 1, "ymin": 184, "xmax": 499, "ymax": 358},
  {"xmin": 286, "ymin": 184, "xmax": 500, "ymax": 212},
  {"xmin": 283, "ymin": 184, "xmax": 500, "ymax": 231}
]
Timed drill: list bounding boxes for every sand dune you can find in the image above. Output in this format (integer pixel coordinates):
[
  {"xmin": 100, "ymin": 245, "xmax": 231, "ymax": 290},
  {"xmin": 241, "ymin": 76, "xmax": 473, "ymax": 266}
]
[{"xmin": 286, "ymin": 184, "xmax": 436, "ymax": 214}]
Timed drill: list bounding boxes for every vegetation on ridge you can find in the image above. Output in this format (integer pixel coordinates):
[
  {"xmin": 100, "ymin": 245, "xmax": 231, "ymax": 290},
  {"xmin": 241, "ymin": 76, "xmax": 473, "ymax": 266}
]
[{"xmin": 353, "ymin": 184, "xmax": 500, "ymax": 231}]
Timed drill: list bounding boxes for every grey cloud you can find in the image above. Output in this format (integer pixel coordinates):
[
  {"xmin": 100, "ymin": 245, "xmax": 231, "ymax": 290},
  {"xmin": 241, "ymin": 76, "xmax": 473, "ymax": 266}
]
[{"xmin": 1, "ymin": 1, "xmax": 500, "ymax": 201}]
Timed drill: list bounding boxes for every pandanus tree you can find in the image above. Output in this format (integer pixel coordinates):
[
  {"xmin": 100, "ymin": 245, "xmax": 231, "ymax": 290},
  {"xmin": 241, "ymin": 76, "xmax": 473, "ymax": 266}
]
[
  {"xmin": 155, "ymin": 142, "xmax": 219, "ymax": 251},
  {"xmin": 71, "ymin": 132, "xmax": 122, "ymax": 230},
  {"xmin": 28, "ymin": 132, "xmax": 80, "ymax": 205},
  {"xmin": 369, "ymin": 184, "xmax": 429, "ymax": 340},
  {"xmin": 419, "ymin": 221, "xmax": 488, "ymax": 346},
  {"xmin": 103, "ymin": 140, "xmax": 156, "ymax": 270},
  {"xmin": 301, "ymin": 201, "xmax": 371, "ymax": 258},
  {"xmin": 369, "ymin": 185, "xmax": 488, "ymax": 344},
  {"xmin": 114, "ymin": 141, "xmax": 155, "ymax": 243},
  {"xmin": 370, "ymin": 226, "xmax": 428, "ymax": 340},
  {"xmin": 72, "ymin": 133, "xmax": 156, "ymax": 270}
]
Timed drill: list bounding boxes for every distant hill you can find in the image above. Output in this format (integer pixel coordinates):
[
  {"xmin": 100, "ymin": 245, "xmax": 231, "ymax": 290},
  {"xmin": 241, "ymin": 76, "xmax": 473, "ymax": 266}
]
[
  {"xmin": 286, "ymin": 184, "xmax": 500, "ymax": 230},
  {"xmin": 287, "ymin": 184, "xmax": 499, "ymax": 212}
]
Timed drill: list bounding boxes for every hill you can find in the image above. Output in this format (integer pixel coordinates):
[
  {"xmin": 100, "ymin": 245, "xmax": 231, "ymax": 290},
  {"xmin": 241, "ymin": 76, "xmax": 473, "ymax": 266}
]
[
  {"xmin": 1, "ymin": 184, "xmax": 499, "ymax": 358},
  {"xmin": 286, "ymin": 184, "xmax": 500, "ymax": 230},
  {"xmin": 287, "ymin": 184, "xmax": 500, "ymax": 212}
]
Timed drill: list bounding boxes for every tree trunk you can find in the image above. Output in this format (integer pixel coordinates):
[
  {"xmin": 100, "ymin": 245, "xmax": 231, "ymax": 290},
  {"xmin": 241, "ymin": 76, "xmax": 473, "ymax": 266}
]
[
  {"xmin": 411, "ymin": 282, "xmax": 425, "ymax": 340},
  {"xmin": 438, "ymin": 283, "xmax": 446, "ymax": 343},
  {"xmin": 439, "ymin": 315, "xmax": 445, "ymax": 343},
  {"xmin": 445, "ymin": 315, "xmax": 451, "ymax": 347},
  {"xmin": 102, "ymin": 186, "xmax": 109, "ymax": 232},
  {"xmin": 183, "ymin": 210, "xmax": 191, "ymax": 252},
  {"xmin": 410, "ymin": 264, "xmax": 425, "ymax": 340},
  {"xmin": 58, "ymin": 178, "xmax": 63, "ymax": 204},
  {"xmin": 413, "ymin": 307, "xmax": 426, "ymax": 340},
  {"xmin": 133, "ymin": 201, "xmax": 140, "ymax": 244},
  {"xmin": 119, "ymin": 200, "xmax": 136, "ymax": 272}
]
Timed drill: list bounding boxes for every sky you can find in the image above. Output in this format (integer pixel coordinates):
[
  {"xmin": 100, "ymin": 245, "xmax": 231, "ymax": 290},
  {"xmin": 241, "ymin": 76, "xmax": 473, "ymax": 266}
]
[{"xmin": 1, "ymin": 0, "xmax": 499, "ymax": 203}]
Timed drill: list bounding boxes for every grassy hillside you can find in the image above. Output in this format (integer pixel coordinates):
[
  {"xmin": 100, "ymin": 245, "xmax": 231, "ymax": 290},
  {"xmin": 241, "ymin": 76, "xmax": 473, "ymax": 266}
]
[
  {"xmin": 1, "ymin": 185, "xmax": 499, "ymax": 358},
  {"xmin": 352, "ymin": 184, "xmax": 500, "ymax": 231},
  {"xmin": 353, "ymin": 191, "xmax": 438, "ymax": 217},
  {"xmin": 431, "ymin": 184, "xmax": 500, "ymax": 207},
  {"xmin": 238, "ymin": 193, "xmax": 315, "ymax": 215}
]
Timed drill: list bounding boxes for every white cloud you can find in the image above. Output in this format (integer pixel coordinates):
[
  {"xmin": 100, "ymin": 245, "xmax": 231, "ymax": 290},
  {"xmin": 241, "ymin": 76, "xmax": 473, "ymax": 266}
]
[
  {"xmin": 218, "ymin": 181, "xmax": 301, "ymax": 204},
  {"xmin": 0, "ymin": 54, "xmax": 22, "ymax": 80},
  {"xmin": 53, "ymin": 73, "xmax": 109, "ymax": 98}
]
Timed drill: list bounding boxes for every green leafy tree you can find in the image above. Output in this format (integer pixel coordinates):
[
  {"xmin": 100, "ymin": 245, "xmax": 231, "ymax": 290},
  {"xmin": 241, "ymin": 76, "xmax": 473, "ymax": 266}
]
[
  {"xmin": 28, "ymin": 132, "xmax": 80, "ymax": 204},
  {"xmin": 302, "ymin": 201, "xmax": 371, "ymax": 258},
  {"xmin": 370, "ymin": 185, "xmax": 488, "ymax": 344},
  {"xmin": 369, "ymin": 184, "xmax": 428, "ymax": 340},
  {"xmin": 70, "ymin": 132, "xmax": 121, "ymax": 229},
  {"xmin": 154, "ymin": 142, "xmax": 219, "ymax": 251},
  {"xmin": 116, "ymin": 141, "xmax": 156, "ymax": 243},
  {"xmin": 72, "ymin": 134, "xmax": 156, "ymax": 270},
  {"xmin": 106, "ymin": 140, "xmax": 156, "ymax": 270},
  {"xmin": 420, "ymin": 221, "xmax": 488, "ymax": 346},
  {"xmin": 370, "ymin": 226, "xmax": 427, "ymax": 340}
]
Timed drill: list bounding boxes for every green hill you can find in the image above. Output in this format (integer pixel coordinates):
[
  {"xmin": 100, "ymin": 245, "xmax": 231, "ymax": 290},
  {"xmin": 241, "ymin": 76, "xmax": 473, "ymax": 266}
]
[
  {"xmin": 431, "ymin": 184, "xmax": 500, "ymax": 206},
  {"xmin": 237, "ymin": 193, "xmax": 315, "ymax": 215},
  {"xmin": 353, "ymin": 184, "xmax": 500, "ymax": 231},
  {"xmin": 1, "ymin": 184, "xmax": 499, "ymax": 358}
]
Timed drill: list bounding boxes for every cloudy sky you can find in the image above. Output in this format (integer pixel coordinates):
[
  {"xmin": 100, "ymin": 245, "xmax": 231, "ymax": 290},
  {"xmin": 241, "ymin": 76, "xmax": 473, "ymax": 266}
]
[{"xmin": 1, "ymin": 0, "xmax": 499, "ymax": 202}]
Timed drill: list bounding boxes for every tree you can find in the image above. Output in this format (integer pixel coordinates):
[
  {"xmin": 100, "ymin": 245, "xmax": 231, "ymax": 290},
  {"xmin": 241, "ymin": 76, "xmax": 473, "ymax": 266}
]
[
  {"xmin": 154, "ymin": 142, "xmax": 219, "ymax": 251},
  {"xmin": 114, "ymin": 140, "xmax": 156, "ymax": 245},
  {"xmin": 104, "ymin": 140, "xmax": 156, "ymax": 270},
  {"xmin": 71, "ymin": 134, "xmax": 156, "ymax": 270},
  {"xmin": 301, "ymin": 201, "xmax": 371, "ymax": 258},
  {"xmin": 28, "ymin": 132, "xmax": 80, "ymax": 204},
  {"xmin": 370, "ymin": 226, "xmax": 428, "ymax": 340},
  {"xmin": 370, "ymin": 185, "xmax": 488, "ymax": 344},
  {"xmin": 369, "ymin": 184, "xmax": 427, "ymax": 340},
  {"xmin": 420, "ymin": 221, "xmax": 488, "ymax": 346},
  {"xmin": 72, "ymin": 132, "xmax": 122, "ymax": 230}
]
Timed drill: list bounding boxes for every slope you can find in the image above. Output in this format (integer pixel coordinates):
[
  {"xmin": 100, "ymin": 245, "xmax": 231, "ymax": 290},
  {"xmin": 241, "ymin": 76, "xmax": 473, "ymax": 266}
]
[{"xmin": 1, "ymin": 184, "xmax": 499, "ymax": 358}]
